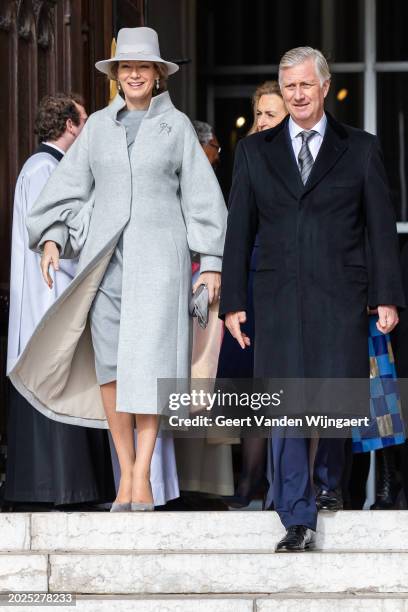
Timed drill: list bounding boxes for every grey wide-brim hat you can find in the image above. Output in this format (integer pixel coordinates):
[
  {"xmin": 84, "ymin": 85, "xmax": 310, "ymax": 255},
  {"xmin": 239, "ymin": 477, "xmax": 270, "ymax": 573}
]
[{"xmin": 95, "ymin": 27, "xmax": 179, "ymax": 79}]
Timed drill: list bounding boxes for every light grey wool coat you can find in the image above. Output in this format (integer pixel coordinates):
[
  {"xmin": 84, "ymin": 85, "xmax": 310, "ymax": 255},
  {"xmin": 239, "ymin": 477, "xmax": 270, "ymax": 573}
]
[{"xmin": 9, "ymin": 92, "xmax": 227, "ymax": 427}]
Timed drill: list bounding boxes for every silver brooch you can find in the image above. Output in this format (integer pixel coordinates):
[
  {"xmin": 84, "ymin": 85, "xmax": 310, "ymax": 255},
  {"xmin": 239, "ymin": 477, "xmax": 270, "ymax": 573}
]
[{"xmin": 159, "ymin": 122, "xmax": 172, "ymax": 135}]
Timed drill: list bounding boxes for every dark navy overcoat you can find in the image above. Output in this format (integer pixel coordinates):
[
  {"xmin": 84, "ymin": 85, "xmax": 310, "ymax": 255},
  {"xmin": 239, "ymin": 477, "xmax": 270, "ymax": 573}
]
[{"xmin": 220, "ymin": 113, "xmax": 405, "ymax": 380}]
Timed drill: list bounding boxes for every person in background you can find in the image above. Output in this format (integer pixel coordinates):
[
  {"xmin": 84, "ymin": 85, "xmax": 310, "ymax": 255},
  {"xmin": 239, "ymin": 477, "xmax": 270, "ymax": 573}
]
[
  {"xmin": 382, "ymin": 241, "xmax": 408, "ymax": 509},
  {"xmin": 193, "ymin": 120, "xmax": 221, "ymax": 168},
  {"xmin": 342, "ymin": 309, "xmax": 406, "ymax": 510},
  {"xmin": 171, "ymin": 120, "xmax": 233, "ymax": 510},
  {"xmin": 248, "ymin": 80, "xmax": 288, "ymax": 134},
  {"xmin": 220, "ymin": 81, "xmax": 288, "ymax": 509},
  {"xmin": 5, "ymin": 93, "xmax": 115, "ymax": 510}
]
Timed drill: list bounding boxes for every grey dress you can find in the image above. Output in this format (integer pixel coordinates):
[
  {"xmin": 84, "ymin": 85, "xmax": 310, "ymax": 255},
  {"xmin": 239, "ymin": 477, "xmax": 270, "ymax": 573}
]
[{"xmin": 89, "ymin": 108, "xmax": 146, "ymax": 384}]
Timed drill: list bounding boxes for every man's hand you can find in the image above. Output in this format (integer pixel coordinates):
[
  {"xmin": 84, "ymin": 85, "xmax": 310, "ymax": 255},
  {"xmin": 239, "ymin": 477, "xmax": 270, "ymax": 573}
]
[
  {"xmin": 41, "ymin": 240, "xmax": 60, "ymax": 289},
  {"xmin": 193, "ymin": 271, "xmax": 221, "ymax": 305},
  {"xmin": 376, "ymin": 305, "xmax": 399, "ymax": 334},
  {"xmin": 225, "ymin": 311, "xmax": 251, "ymax": 349}
]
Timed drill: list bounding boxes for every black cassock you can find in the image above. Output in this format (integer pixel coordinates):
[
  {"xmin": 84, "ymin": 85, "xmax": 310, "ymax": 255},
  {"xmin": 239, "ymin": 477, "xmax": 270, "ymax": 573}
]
[{"xmin": 5, "ymin": 384, "xmax": 115, "ymax": 506}]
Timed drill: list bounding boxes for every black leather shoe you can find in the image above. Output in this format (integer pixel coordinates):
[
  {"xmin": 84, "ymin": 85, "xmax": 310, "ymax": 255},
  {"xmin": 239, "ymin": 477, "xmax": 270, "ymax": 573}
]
[
  {"xmin": 316, "ymin": 489, "xmax": 343, "ymax": 512},
  {"xmin": 275, "ymin": 525, "xmax": 315, "ymax": 552},
  {"xmin": 370, "ymin": 447, "xmax": 401, "ymax": 509}
]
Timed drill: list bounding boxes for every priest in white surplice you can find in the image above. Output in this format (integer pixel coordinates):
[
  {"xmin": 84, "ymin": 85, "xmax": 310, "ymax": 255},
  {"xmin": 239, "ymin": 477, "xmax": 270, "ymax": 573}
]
[
  {"xmin": 5, "ymin": 94, "xmax": 116, "ymax": 508},
  {"xmin": 7, "ymin": 102, "xmax": 81, "ymax": 370}
]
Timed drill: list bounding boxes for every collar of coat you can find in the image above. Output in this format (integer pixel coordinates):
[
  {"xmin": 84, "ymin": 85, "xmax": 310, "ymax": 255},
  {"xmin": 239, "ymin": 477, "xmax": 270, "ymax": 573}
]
[
  {"xmin": 106, "ymin": 91, "xmax": 175, "ymax": 122},
  {"xmin": 262, "ymin": 111, "xmax": 349, "ymax": 198}
]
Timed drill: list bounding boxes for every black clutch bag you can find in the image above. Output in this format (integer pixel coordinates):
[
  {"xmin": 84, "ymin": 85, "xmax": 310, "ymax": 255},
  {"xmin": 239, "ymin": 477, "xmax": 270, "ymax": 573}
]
[{"xmin": 189, "ymin": 283, "xmax": 209, "ymax": 329}]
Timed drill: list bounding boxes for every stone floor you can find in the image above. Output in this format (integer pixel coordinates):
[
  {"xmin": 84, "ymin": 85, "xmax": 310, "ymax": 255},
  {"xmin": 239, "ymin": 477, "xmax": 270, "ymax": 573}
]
[{"xmin": 1, "ymin": 511, "xmax": 408, "ymax": 611}]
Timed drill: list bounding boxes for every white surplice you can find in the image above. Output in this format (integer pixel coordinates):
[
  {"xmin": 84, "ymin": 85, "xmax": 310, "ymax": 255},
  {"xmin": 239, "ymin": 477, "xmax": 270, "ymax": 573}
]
[{"xmin": 7, "ymin": 149, "xmax": 77, "ymax": 373}]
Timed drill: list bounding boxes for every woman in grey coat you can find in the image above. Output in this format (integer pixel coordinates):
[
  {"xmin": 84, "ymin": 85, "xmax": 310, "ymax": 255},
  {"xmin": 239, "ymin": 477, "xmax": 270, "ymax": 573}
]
[{"xmin": 9, "ymin": 27, "xmax": 227, "ymax": 511}]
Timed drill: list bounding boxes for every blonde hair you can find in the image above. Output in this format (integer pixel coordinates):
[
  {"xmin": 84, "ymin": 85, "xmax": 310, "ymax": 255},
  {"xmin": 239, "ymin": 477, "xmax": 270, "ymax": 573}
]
[
  {"xmin": 279, "ymin": 47, "xmax": 331, "ymax": 88},
  {"xmin": 248, "ymin": 80, "xmax": 284, "ymax": 135},
  {"xmin": 110, "ymin": 61, "xmax": 168, "ymax": 96}
]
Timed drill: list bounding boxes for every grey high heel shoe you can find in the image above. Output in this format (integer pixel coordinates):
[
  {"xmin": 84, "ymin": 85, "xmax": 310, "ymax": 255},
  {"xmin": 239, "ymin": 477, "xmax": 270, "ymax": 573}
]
[
  {"xmin": 110, "ymin": 502, "xmax": 131, "ymax": 512},
  {"xmin": 131, "ymin": 502, "xmax": 155, "ymax": 512}
]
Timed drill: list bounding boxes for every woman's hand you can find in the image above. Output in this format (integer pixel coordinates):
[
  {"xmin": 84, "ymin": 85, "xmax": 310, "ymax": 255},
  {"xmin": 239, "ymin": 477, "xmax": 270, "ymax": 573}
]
[
  {"xmin": 41, "ymin": 241, "xmax": 60, "ymax": 289},
  {"xmin": 193, "ymin": 271, "xmax": 221, "ymax": 305}
]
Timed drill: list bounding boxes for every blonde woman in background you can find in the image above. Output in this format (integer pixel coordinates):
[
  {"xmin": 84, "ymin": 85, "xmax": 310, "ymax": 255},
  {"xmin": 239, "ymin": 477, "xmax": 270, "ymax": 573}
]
[
  {"xmin": 248, "ymin": 80, "xmax": 287, "ymax": 135},
  {"xmin": 222, "ymin": 81, "xmax": 287, "ymax": 509}
]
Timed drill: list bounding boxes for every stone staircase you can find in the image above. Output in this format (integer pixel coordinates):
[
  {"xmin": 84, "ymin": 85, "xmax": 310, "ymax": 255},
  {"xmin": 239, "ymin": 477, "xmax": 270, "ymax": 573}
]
[{"xmin": 1, "ymin": 511, "xmax": 408, "ymax": 610}]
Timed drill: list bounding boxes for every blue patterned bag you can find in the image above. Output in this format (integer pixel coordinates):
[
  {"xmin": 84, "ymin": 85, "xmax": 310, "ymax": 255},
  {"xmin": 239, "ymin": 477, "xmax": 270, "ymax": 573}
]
[{"xmin": 352, "ymin": 315, "xmax": 406, "ymax": 452}]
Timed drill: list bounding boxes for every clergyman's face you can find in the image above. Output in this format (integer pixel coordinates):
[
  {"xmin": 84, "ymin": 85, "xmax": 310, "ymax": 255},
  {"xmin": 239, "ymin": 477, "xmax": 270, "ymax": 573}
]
[
  {"xmin": 72, "ymin": 104, "xmax": 88, "ymax": 139},
  {"xmin": 280, "ymin": 58, "xmax": 330, "ymax": 129}
]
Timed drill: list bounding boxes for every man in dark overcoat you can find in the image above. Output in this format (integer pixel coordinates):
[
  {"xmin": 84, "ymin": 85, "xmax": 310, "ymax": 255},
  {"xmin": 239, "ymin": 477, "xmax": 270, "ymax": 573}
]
[{"xmin": 219, "ymin": 46, "xmax": 405, "ymax": 551}]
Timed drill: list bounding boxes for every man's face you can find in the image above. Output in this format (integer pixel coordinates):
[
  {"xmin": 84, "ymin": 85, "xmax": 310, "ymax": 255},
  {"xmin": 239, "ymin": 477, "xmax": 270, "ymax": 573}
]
[
  {"xmin": 280, "ymin": 59, "xmax": 330, "ymax": 129},
  {"xmin": 70, "ymin": 103, "xmax": 88, "ymax": 139},
  {"xmin": 203, "ymin": 136, "xmax": 221, "ymax": 167}
]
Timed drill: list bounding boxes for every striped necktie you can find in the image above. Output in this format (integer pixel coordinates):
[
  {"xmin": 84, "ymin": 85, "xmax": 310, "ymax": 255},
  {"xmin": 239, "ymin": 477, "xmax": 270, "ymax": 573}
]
[{"xmin": 298, "ymin": 130, "xmax": 317, "ymax": 184}]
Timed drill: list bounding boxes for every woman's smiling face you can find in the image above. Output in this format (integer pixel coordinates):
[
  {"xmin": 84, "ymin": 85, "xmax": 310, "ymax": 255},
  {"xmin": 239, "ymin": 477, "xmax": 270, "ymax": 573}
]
[{"xmin": 117, "ymin": 60, "xmax": 158, "ymax": 107}]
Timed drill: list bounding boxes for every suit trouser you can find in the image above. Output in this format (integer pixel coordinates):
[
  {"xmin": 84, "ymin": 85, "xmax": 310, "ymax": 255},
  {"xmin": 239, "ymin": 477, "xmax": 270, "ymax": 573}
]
[{"xmin": 270, "ymin": 432, "xmax": 345, "ymax": 530}]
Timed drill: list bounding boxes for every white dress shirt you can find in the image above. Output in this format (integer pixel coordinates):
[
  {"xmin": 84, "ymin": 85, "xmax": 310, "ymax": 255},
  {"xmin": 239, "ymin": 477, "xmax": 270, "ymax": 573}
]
[{"xmin": 288, "ymin": 113, "xmax": 327, "ymax": 162}]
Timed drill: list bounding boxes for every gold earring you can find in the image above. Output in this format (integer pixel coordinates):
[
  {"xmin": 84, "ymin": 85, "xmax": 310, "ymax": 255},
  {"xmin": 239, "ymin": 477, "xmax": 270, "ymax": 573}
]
[
  {"xmin": 117, "ymin": 80, "xmax": 122, "ymax": 92},
  {"xmin": 155, "ymin": 78, "xmax": 160, "ymax": 91}
]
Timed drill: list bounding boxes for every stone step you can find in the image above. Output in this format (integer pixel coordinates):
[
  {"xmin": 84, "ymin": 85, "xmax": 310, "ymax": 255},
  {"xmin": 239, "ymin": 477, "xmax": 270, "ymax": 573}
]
[
  {"xmin": 3, "ymin": 595, "xmax": 408, "ymax": 612},
  {"xmin": 43, "ymin": 551, "xmax": 408, "ymax": 594},
  {"xmin": 0, "ymin": 514, "xmax": 30, "ymax": 551},
  {"xmin": 0, "ymin": 554, "xmax": 47, "ymax": 592},
  {"xmin": 2, "ymin": 549, "xmax": 408, "ymax": 596},
  {"xmin": 22, "ymin": 510, "xmax": 408, "ymax": 552},
  {"xmin": 2, "ymin": 512, "xmax": 408, "ymax": 607}
]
